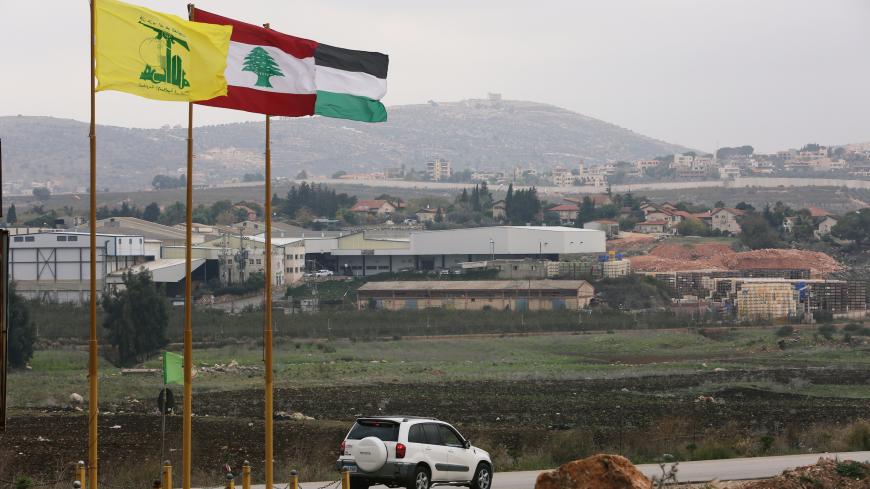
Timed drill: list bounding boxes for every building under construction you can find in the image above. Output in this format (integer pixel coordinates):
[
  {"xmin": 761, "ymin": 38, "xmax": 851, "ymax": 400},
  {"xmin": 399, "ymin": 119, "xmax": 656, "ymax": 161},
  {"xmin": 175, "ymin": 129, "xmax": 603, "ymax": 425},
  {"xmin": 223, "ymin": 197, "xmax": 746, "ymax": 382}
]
[
  {"xmin": 644, "ymin": 269, "xmax": 811, "ymax": 299},
  {"xmin": 712, "ymin": 278, "xmax": 867, "ymax": 321}
]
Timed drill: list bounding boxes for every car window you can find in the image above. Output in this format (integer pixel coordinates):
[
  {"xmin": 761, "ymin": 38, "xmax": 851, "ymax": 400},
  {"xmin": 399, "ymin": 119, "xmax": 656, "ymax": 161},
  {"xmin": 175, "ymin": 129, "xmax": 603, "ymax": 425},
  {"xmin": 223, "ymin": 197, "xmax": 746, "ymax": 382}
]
[
  {"xmin": 437, "ymin": 425, "xmax": 464, "ymax": 447},
  {"xmin": 347, "ymin": 420, "xmax": 399, "ymax": 441},
  {"xmin": 408, "ymin": 424, "xmax": 427, "ymax": 444},
  {"xmin": 422, "ymin": 423, "xmax": 441, "ymax": 445}
]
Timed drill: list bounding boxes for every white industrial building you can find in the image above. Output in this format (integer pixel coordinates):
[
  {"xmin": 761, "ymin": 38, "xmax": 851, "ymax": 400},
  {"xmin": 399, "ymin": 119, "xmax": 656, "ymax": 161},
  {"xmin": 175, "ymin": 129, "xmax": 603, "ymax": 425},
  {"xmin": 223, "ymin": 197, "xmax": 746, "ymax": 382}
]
[
  {"xmin": 306, "ymin": 226, "xmax": 606, "ymax": 277},
  {"xmin": 9, "ymin": 232, "xmax": 150, "ymax": 302},
  {"xmin": 164, "ymin": 234, "xmax": 306, "ymax": 287},
  {"xmin": 8, "ymin": 225, "xmax": 606, "ymax": 301}
]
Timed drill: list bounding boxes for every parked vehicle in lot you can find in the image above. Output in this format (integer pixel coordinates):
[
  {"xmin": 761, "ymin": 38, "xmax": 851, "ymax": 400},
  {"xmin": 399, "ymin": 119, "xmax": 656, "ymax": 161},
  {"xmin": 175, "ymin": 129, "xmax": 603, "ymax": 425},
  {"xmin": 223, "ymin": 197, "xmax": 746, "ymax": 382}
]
[
  {"xmin": 315, "ymin": 269, "xmax": 335, "ymax": 277},
  {"xmin": 336, "ymin": 416, "xmax": 492, "ymax": 489}
]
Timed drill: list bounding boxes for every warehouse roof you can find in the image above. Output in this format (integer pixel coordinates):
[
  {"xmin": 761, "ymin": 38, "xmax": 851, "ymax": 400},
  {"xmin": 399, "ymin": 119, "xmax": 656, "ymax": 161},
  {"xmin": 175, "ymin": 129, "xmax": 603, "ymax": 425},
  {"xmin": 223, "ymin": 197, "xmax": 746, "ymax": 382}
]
[
  {"xmin": 357, "ymin": 280, "xmax": 591, "ymax": 292},
  {"xmin": 108, "ymin": 259, "xmax": 205, "ymax": 283}
]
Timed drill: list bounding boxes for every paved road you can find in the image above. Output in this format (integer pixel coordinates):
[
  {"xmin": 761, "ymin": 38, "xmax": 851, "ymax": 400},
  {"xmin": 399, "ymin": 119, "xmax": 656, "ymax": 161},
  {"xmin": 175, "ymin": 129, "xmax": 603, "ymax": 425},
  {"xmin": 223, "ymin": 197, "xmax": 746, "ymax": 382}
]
[{"xmin": 281, "ymin": 451, "xmax": 870, "ymax": 489}]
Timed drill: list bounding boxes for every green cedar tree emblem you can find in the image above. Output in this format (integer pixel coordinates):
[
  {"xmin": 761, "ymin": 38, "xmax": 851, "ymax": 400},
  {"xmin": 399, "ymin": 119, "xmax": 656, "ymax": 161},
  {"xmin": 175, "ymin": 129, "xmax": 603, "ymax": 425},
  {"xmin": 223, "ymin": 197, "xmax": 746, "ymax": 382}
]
[{"xmin": 243, "ymin": 47, "xmax": 284, "ymax": 88}]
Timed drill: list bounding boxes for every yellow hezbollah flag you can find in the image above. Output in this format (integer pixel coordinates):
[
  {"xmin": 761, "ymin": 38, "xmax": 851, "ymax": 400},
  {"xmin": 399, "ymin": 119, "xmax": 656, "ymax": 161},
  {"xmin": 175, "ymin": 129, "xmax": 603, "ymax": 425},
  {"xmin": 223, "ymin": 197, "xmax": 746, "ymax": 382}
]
[{"xmin": 95, "ymin": 0, "xmax": 231, "ymax": 101}]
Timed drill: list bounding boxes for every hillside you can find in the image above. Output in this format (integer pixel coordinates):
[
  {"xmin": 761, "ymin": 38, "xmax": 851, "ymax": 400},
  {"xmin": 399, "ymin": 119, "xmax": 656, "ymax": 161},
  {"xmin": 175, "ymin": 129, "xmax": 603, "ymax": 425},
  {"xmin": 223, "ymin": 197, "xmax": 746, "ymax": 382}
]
[{"xmin": 0, "ymin": 99, "xmax": 691, "ymax": 192}]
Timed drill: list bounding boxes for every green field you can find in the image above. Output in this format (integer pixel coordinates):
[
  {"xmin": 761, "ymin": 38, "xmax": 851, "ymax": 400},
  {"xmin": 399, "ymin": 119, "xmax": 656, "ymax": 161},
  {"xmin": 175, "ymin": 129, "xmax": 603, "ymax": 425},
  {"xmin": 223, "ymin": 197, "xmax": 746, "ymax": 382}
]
[{"xmin": 9, "ymin": 327, "xmax": 870, "ymax": 410}]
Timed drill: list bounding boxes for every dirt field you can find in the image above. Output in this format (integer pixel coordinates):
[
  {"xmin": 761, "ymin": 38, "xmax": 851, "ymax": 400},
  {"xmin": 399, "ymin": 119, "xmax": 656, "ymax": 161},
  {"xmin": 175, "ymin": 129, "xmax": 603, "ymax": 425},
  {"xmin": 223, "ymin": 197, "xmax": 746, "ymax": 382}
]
[
  {"xmin": 3, "ymin": 330, "xmax": 869, "ymax": 487},
  {"xmin": 3, "ymin": 368, "xmax": 869, "ymax": 486},
  {"xmin": 630, "ymin": 242, "xmax": 842, "ymax": 276}
]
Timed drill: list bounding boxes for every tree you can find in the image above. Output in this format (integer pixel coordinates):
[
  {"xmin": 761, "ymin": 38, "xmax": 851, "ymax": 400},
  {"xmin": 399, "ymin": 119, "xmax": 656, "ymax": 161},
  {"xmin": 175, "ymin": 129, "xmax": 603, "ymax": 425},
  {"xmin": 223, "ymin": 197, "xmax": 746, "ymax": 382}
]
[
  {"xmin": 735, "ymin": 201, "xmax": 755, "ymax": 212},
  {"xmin": 102, "ymin": 270, "xmax": 170, "ymax": 367},
  {"xmin": 296, "ymin": 170, "xmax": 308, "ymax": 180},
  {"xmin": 6, "ymin": 204, "xmax": 17, "ymax": 224},
  {"xmin": 142, "ymin": 202, "xmax": 161, "ymax": 222},
  {"xmin": 243, "ymin": 46, "xmax": 284, "ymax": 88},
  {"xmin": 32, "ymin": 187, "xmax": 51, "ymax": 200},
  {"xmin": 7, "ymin": 284, "xmax": 35, "ymax": 368},
  {"xmin": 152, "ymin": 174, "xmax": 185, "ymax": 190},
  {"xmin": 575, "ymin": 197, "xmax": 596, "ymax": 227},
  {"xmin": 739, "ymin": 213, "xmax": 781, "ymax": 249},
  {"xmin": 506, "ymin": 187, "xmax": 542, "ymax": 225},
  {"xmin": 243, "ymin": 173, "xmax": 265, "ymax": 182},
  {"xmin": 158, "ymin": 201, "xmax": 185, "ymax": 225},
  {"xmin": 831, "ymin": 209, "xmax": 870, "ymax": 246},
  {"xmin": 677, "ymin": 218, "xmax": 710, "ymax": 237}
]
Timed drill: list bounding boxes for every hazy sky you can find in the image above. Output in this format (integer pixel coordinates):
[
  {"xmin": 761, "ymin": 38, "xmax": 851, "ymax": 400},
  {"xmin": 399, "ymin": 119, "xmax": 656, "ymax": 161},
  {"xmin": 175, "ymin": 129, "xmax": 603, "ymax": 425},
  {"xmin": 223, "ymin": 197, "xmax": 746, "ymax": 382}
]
[{"xmin": 1, "ymin": 0, "xmax": 869, "ymax": 152}]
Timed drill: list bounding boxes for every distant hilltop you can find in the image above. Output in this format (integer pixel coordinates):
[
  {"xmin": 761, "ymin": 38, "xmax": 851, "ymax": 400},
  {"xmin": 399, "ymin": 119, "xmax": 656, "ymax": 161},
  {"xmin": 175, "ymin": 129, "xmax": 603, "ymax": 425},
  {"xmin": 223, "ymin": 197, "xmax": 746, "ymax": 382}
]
[{"xmin": 0, "ymin": 98, "xmax": 692, "ymax": 193}]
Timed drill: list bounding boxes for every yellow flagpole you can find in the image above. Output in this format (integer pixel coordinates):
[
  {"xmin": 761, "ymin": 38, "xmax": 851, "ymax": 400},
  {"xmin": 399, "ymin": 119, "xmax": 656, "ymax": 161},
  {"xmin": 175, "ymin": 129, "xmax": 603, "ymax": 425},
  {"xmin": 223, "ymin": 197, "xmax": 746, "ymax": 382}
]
[
  {"xmin": 262, "ymin": 23, "xmax": 274, "ymax": 489},
  {"xmin": 183, "ymin": 5, "xmax": 195, "ymax": 489},
  {"xmin": 88, "ymin": 2, "xmax": 99, "ymax": 488}
]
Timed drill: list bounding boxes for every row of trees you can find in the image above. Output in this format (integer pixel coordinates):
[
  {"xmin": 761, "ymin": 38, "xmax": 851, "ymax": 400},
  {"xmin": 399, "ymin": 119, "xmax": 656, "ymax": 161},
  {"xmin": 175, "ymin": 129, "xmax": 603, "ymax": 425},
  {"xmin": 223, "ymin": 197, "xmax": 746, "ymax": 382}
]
[
  {"xmin": 92, "ymin": 199, "xmax": 264, "ymax": 226},
  {"xmin": 7, "ymin": 271, "xmax": 171, "ymax": 369},
  {"xmin": 272, "ymin": 182, "xmax": 357, "ymax": 223},
  {"xmin": 503, "ymin": 184, "xmax": 542, "ymax": 225},
  {"xmin": 151, "ymin": 174, "xmax": 186, "ymax": 190}
]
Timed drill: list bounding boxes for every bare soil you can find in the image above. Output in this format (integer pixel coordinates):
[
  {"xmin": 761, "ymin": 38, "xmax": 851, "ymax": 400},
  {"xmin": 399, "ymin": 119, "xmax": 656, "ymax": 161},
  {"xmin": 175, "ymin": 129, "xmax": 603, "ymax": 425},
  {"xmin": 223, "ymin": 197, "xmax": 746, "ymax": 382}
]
[
  {"xmin": 2, "ymin": 367, "xmax": 868, "ymax": 486},
  {"xmin": 630, "ymin": 243, "xmax": 842, "ymax": 276}
]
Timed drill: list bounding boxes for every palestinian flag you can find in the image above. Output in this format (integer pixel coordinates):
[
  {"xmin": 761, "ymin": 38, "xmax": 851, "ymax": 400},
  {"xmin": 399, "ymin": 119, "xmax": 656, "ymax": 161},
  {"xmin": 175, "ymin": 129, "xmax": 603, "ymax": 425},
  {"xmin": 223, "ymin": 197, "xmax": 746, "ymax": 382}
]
[{"xmin": 193, "ymin": 9, "xmax": 388, "ymax": 122}]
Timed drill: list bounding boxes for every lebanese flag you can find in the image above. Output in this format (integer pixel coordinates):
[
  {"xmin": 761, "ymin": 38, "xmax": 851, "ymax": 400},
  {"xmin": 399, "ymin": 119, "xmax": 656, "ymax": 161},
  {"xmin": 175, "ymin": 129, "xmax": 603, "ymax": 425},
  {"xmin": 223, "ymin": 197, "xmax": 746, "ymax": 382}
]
[{"xmin": 193, "ymin": 9, "xmax": 388, "ymax": 122}]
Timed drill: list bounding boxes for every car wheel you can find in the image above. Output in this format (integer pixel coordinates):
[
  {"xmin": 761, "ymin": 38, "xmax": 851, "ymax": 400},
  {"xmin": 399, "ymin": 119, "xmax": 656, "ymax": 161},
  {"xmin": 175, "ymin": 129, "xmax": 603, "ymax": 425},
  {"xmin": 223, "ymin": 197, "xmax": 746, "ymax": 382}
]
[
  {"xmin": 350, "ymin": 478, "xmax": 369, "ymax": 489},
  {"xmin": 470, "ymin": 463, "xmax": 492, "ymax": 489},
  {"xmin": 409, "ymin": 466, "xmax": 431, "ymax": 489}
]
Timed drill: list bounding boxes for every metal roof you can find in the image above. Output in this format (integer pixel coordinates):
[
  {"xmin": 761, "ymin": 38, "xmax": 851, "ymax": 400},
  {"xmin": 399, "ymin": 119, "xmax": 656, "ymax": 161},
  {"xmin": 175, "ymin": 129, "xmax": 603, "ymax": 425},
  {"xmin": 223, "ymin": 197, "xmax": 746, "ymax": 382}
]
[{"xmin": 357, "ymin": 280, "xmax": 590, "ymax": 292}]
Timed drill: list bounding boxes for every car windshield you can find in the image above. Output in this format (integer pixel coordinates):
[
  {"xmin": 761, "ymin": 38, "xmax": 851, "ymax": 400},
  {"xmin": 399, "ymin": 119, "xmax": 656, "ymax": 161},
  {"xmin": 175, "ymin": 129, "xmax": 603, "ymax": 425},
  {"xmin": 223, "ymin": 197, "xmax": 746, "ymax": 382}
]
[{"xmin": 347, "ymin": 420, "xmax": 400, "ymax": 441}]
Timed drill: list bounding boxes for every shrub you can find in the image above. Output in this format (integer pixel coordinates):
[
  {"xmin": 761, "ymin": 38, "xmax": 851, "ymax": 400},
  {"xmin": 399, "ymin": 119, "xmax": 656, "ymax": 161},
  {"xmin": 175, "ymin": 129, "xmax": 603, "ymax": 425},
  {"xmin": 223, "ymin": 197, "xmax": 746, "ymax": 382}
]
[
  {"xmin": 759, "ymin": 435, "xmax": 775, "ymax": 452},
  {"xmin": 845, "ymin": 420, "xmax": 870, "ymax": 451},
  {"xmin": 817, "ymin": 324, "xmax": 838, "ymax": 340},
  {"xmin": 835, "ymin": 461, "xmax": 866, "ymax": 479},
  {"xmin": 775, "ymin": 325, "xmax": 795, "ymax": 337},
  {"xmin": 691, "ymin": 442, "xmax": 737, "ymax": 461},
  {"xmin": 15, "ymin": 477, "xmax": 33, "ymax": 489}
]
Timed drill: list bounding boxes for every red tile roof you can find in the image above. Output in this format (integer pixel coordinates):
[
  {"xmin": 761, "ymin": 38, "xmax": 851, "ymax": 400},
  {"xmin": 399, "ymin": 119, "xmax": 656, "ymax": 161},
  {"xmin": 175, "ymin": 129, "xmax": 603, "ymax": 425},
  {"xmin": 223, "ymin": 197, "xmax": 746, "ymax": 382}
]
[
  {"xmin": 549, "ymin": 204, "xmax": 580, "ymax": 212},
  {"xmin": 807, "ymin": 207, "xmax": 831, "ymax": 218},
  {"xmin": 351, "ymin": 200, "xmax": 391, "ymax": 212}
]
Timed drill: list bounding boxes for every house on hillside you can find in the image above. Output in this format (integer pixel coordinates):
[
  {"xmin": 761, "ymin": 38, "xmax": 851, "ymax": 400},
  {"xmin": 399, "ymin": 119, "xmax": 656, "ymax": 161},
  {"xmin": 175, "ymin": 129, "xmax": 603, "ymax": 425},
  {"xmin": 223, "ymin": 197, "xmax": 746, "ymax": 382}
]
[
  {"xmin": 815, "ymin": 216, "xmax": 838, "ymax": 238},
  {"xmin": 707, "ymin": 208, "xmax": 745, "ymax": 234},
  {"xmin": 415, "ymin": 207, "xmax": 440, "ymax": 223},
  {"xmin": 635, "ymin": 220, "xmax": 669, "ymax": 234},
  {"xmin": 491, "ymin": 200, "xmax": 507, "ymax": 221},
  {"xmin": 548, "ymin": 204, "xmax": 579, "ymax": 224},
  {"xmin": 583, "ymin": 219, "xmax": 620, "ymax": 238},
  {"xmin": 350, "ymin": 200, "xmax": 397, "ymax": 216}
]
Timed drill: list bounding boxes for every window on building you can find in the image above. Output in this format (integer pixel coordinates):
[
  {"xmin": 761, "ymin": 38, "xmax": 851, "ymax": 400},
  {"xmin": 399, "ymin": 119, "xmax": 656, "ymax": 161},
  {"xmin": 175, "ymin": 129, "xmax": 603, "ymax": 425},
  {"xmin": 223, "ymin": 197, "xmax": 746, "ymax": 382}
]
[
  {"xmin": 129, "ymin": 238, "xmax": 133, "ymax": 244},
  {"xmin": 25, "ymin": 236, "xmax": 34, "ymax": 242},
  {"xmin": 256, "ymin": 259, "xmax": 262, "ymax": 265},
  {"xmin": 249, "ymin": 259, "xmax": 254, "ymax": 265},
  {"xmin": 69, "ymin": 236, "xmax": 78, "ymax": 242},
  {"xmin": 13, "ymin": 236, "xmax": 23, "ymax": 242},
  {"xmin": 57, "ymin": 236, "xmax": 68, "ymax": 242}
]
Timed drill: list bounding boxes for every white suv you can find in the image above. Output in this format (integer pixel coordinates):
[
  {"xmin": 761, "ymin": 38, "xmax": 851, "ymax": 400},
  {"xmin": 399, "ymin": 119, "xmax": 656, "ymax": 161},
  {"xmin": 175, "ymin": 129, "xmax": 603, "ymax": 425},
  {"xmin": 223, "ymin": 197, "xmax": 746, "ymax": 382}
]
[{"xmin": 336, "ymin": 416, "xmax": 493, "ymax": 489}]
